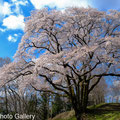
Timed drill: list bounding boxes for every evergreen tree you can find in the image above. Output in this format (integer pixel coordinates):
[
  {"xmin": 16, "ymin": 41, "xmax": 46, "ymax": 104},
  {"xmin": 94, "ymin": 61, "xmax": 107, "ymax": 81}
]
[
  {"xmin": 39, "ymin": 92, "xmax": 50, "ymax": 120},
  {"xmin": 52, "ymin": 95, "xmax": 63, "ymax": 117}
]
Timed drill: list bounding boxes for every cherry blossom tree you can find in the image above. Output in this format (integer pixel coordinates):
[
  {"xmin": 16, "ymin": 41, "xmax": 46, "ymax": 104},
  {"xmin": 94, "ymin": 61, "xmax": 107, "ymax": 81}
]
[{"xmin": 1, "ymin": 7, "xmax": 120, "ymax": 120}]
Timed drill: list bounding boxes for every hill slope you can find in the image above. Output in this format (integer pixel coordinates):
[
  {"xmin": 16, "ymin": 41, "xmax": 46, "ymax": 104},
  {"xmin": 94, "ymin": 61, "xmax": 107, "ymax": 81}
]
[{"xmin": 49, "ymin": 103, "xmax": 120, "ymax": 120}]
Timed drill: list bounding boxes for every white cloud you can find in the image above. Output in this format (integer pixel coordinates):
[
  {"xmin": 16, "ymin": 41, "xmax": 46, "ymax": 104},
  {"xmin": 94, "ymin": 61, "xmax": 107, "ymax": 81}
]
[
  {"xmin": 11, "ymin": 0, "xmax": 28, "ymax": 6},
  {"xmin": 8, "ymin": 34, "xmax": 18, "ymax": 42},
  {"xmin": 11, "ymin": 0, "xmax": 28, "ymax": 14},
  {"xmin": 0, "ymin": 28, "xmax": 6, "ymax": 32},
  {"xmin": 14, "ymin": 34, "xmax": 18, "ymax": 37},
  {"xmin": 0, "ymin": 0, "xmax": 28, "ymax": 31},
  {"xmin": 2, "ymin": 2, "xmax": 11, "ymax": 15},
  {"xmin": 30, "ymin": 0, "xmax": 90, "ymax": 9},
  {"xmin": 0, "ymin": 2, "xmax": 12, "ymax": 16},
  {"xmin": 2, "ymin": 15, "xmax": 25, "ymax": 30},
  {"xmin": 0, "ymin": 0, "xmax": 28, "ymax": 17}
]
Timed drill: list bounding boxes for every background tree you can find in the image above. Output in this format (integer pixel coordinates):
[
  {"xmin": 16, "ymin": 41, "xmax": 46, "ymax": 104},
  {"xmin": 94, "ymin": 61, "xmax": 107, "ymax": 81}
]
[
  {"xmin": 39, "ymin": 92, "xmax": 50, "ymax": 120},
  {"xmin": 1, "ymin": 8, "xmax": 120, "ymax": 120},
  {"xmin": 52, "ymin": 94, "xmax": 64, "ymax": 117},
  {"xmin": 0, "ymin": 57, "xmax": 11, "ymax": 114},
  {"xmin": 109, "ymin": 80, "xmax": 120, "ymax": 103},
  {"xmin": 89, "ymin": 78, "xmax": 108, "ymax": 105}
]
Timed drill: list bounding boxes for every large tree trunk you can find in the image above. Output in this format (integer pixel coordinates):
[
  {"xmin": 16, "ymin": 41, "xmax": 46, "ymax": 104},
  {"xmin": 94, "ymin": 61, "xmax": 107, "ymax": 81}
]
[
  {"xmin": 73, "ymin": 81, "xmax": 89, "ymax": 120},
  {"xmin": 80, "ymin": 81, "xmax": 89, "ymax": 112},
  {"xmin": 75, "ymin": 110, "xmax": 83, "ymax": 120},
  {"xmin": 72, "ymin": 96, "xmax": 88, "ymax": 120},
  {"xmin": 74, "ymin": 107, "xmax": 87, "ymax": 120}
]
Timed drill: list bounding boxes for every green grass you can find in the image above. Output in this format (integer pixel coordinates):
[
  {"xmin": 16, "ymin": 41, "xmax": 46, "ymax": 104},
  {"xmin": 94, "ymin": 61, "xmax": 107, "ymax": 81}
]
[
  {"xmin": 87, "ymin": 111, "xmax": 120, "ymax": 120},
  {"xmin": 49, "ymin": 103, "xmax": 120, "ymax": 120}
]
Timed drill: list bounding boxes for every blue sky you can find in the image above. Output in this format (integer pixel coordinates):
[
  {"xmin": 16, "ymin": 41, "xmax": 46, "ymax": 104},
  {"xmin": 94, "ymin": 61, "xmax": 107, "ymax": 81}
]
[{"xmin": 0, "ymin": 0, "xmax": 120, "ymax": 60}]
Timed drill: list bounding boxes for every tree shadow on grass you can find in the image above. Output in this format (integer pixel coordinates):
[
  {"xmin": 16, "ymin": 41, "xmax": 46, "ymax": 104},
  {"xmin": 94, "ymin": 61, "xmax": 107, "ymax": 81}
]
[{"xmin": 87, "ymin": 103, "xmax": 120, "ymax": 116}]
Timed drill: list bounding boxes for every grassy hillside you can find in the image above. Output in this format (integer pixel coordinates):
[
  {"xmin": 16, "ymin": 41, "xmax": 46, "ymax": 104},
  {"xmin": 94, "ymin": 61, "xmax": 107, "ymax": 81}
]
[{"xmin": 49, "ymin": 103, "xmax": 120, "ymax": 120}]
